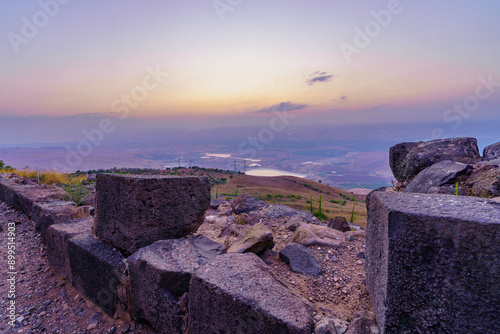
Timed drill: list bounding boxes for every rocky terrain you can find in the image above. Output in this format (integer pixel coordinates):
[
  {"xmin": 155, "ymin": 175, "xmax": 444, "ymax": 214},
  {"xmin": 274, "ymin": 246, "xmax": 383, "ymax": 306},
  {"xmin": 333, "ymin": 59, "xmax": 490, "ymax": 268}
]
[{"xmin": 0, "ymin": 136, "xmax": 498, "ymax": 333}]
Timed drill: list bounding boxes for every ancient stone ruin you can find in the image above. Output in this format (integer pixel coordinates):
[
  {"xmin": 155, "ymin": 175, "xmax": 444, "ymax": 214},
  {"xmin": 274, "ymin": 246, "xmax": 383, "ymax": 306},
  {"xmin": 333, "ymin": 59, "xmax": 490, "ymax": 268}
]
[
  {"xmin": 1, "ymin": 136, "xmax": 499, "ymax": 333},
  {"xmin": 366, "ymin": 137, "xmax": 500, "ymax": 333}
]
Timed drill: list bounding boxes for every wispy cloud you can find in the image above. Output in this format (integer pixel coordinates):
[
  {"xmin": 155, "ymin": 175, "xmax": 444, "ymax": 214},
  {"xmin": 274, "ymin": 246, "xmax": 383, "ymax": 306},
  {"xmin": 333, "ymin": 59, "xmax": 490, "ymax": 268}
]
[
  {"xmin": 252, "ymin": 101, "xmax": 308, "ymax": 114},
  {"xmin": 307, "ymin": 71, "xmax": 334, "ymax": 85}
]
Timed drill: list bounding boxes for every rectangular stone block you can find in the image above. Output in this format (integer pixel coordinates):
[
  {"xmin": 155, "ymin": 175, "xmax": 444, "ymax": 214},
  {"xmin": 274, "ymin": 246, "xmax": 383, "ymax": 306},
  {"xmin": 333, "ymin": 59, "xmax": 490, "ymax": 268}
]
[
  {"xmin": 0, "ymin": 179, "xmax": 66, "ymax": 217},
  {"xmin": 68, "ymin": 234, "xmax": 128, "ymax": 317},
  {"xmin": 189, "ymin": 253, "xmax": 314, "ymax": 334},
  {"xmin": 46, "ymin": 217, "xmax": 93, "ymax": 281},
  {"xmin": 127, "ymin": 235, "xmax": 225, "ymax": 334},
  {"xmin": 366, "ymin": 191, "xmax": 500, "ymax": 334},
  {"xmin": 94, "ymin": 174, "xmax": 210, "ymax": 254},
  {"xmin": 33, "ymin": 200, "xmax": 90, "ymax": 243}
]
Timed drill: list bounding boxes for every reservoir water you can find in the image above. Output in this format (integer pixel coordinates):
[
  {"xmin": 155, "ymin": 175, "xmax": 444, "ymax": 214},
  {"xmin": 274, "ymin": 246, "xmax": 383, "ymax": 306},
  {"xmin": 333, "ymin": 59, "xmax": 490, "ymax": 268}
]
[{"xmin": 245, "ymin": 168, "xmax": 306, "ymax": 178}]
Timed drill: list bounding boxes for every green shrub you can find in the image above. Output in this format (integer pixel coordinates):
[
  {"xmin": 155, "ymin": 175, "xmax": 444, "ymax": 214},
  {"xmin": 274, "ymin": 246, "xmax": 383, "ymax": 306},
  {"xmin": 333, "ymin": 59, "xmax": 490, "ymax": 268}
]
[{"xmin": 63, "ymin": 184, "xmax": 89, "ymax": 206}]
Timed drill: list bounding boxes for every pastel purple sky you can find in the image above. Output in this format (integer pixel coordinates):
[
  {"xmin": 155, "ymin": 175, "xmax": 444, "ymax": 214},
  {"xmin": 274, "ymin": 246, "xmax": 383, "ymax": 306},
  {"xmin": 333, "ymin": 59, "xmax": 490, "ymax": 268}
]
[{"xmin": 0, "ymin": 0, "xmax": 499, "ymax": 144}]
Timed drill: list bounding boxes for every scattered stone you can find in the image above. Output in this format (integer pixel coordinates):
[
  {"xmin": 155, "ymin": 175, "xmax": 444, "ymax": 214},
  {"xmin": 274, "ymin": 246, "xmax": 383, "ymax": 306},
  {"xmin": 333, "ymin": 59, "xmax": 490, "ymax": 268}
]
[
  {"xmin": 189, "ymin": 253, "xmax": 314, "ymax": 333},
  {"xmin": 262, "ymin": 204, "xmax": 319, "ymax": 223},
  {"xmin": 327, "ymin": 216, "xmax": 351, "ymax": 232},
  {"xmin": 46, "ymin": 217, "xmax": 93, "ymax": 281},
  {"xmin": 344, "ymin": 311, "xmax": 379, "ymax": 334},
  {"xmin": 286, "ymin": 216, "xmax": 304, "ymax": 231},
  {"xmin": 68, "ymin": 234, "xmax": 127, "ymax": 317},
  {"xmin": 94, "ymin": 174, "xmax": 211, "ymax": 254},
  {"xmin": 279, "ymin": 243, "xmax": 324, "ymax": 277},
  {"xmin": 235, "ymin": 213, "xmax": 250, "ymax": 225},
  {"xmin": 484, "ymin": 141, "xmax": 500, "ymax": 160},
  {"xmin": 291, "ymin": 224, "xmax": 345, "ymax": 248},
  {"xmin": 403, "ymin": 160, "xmax": 472, "ymax": 193},
  {"xmin": 227, "ymin": 222, "xmax": 274, "ymax": 254},
  {"xmin": 314, "ymin": 316, "xmax": 338, "ymax": 334},
  {"xmin": 127, "ymin": 235, "xmax": 225, "ymax": 334},
  {"xmin": 389, "ymin": 137, "xmax": 480, "ymax": 183},
  {"xmin": 230, "ymin": 194, "xmax": 270, "ymax": 214},
  {"xmin": 366, "ymin": 191, "xmax": 500, "ymax": 333},
  {"xmin": 209, "ymin": 198, "xmax": 225, "ymax": 209}
]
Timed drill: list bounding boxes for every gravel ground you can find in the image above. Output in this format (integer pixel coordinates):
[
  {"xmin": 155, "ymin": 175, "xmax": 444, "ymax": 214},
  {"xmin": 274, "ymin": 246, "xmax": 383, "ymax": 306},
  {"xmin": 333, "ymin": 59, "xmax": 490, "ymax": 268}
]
[{"xmin": 198, "ymin": 203, "xmax": 374, "ymax": 331}]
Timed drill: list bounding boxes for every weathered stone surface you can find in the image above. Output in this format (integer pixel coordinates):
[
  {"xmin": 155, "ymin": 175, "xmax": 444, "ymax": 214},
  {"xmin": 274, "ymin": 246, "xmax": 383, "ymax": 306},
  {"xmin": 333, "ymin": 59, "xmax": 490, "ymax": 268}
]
[
  {"xmin": 286, "ymin": 215, "xmax": 305, "ymax": 231},
  {"xmin": 467, "ymin": 165, "xmax": 500, "ymax": 198},
  {"xmin": 0, "ymin": 179, "xmax": 65, "ymax": 217},
  {"xmin": 327, "ymin": 216, "xmax": 351, "ymax": 232},
  {"xmin": 230, "ymin": 194, "xmax": 269, "ymax": 214},
  {"xmin": 403, "ymin": 160, "xmax": 472, "ymax": 194},
  {"xmin": 94, "ymin": 174, "xmax": 210, "ymax": 254},
  {"xmin": 235, "ymin": 213, "xmax": 250, "ymax": 225},
  {"xmin": 291, "ymin": 224, "xmax": 345, "ymax": 248},
  {"xmin": 209, "ymin": 198, "xmax": 225, "ymax": 209},
  {"xmin": 263, "ymin": 203, "xmax": 319, "ymax": 223},
  {"xmin": 46, "ymin": 217, "xmax": 93, "ymax": 281},
  {"xmin": 280, "ymin": 243, "xmax": 323, "ymax": 276},
  {"xmin": 344, "ymin": 311, "xmax": 379, "ymax": 334},
  {"xmin": 389, "ymin": 137, "xmax": 480, "ymax": 183},
  {"xmin": 484, "ymin": 141, "xmax": 500, "ymax": 160},
  {"xmin": 314, "ymin": 316, "xmax": 338, "ymax": 334},
  {"xmin": 68, "ymin": 234, "xmax": 127, "ymax": 317},
  {"xmin": 32, "ymin": 200, "xmax": 90, "ymax": 243},
  {"xmin": 366, "ymin": 191, "xmax": 500, "ymax": 333},
  {"xmin": 127, "ymin": 235, "xmax": 225, "ymax": 334},
  {"xmin": 189, "ymin": 253, "xmax": 314, "ymax": 334},
  {"xmin": 227, "ymin": 222, "xmax": 274, "ymax": 254}
]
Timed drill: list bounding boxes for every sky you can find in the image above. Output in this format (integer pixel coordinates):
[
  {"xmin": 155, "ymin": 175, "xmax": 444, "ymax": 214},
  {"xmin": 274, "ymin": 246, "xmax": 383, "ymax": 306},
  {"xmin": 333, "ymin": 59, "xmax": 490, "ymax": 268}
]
[{"xmin": 0, "ymin": 0, "xmax": 500, "ymax": 144}]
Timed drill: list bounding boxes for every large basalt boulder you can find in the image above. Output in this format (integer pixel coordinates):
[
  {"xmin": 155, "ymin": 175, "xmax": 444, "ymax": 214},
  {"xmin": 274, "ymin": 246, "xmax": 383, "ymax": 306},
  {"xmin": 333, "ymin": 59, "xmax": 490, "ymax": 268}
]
[
  {"xmin": 291, "ymin": 224, "xmax": 345, "ymax": 248},
  {"xmin": 467, "ymin": 165, "xmax": 500, "ymax": 198},
  {"xmin": 230, "ymin": 194, "xmax": 270, "ymax": 214},
  {"xmin": 227, "ymin": 222, "xmax": 274, "ymax": 254},
  {"xmin": 262, "ymin": 203, "xmax": 319, "ymax": 223},
  {"xmin": 279, "ymin": 243, "xmax": 324, "ymax": 277},
  {"xmin": 68, "ymin": 234, "xmax": 128, "ymax": 317},
  {"xmin": 94, "ymin": 174, "xmax": 210, "ymax": 254},
  {"xmin": 32, "ymin": 200, "xmax": 90, "ymax": 243},
  {"xmin": 327, "ymin": 216, "xmax": 351, "ymax": 232},
  {"xmin": 403, "ymin": 160, "xmax": 472, "ymax": 194},
  {"xmin": 389, "ymin": 137, "xmax": 480, "ymax": 183},
  {"xmin": 366, "ymin": 191, "xmax": 500, "ymax": 334},
  {"xmin": 189, "ymin": 253, "xmax": 314, "ymax": 334},
  {"xmin": 127, "ymin": 235, "xmax": 225, "ymax": 334},
  {"xmin": 484, "ymin": 142, "xmax": 500, "ymax": 161},
  {"xmin": 46, "ymin": 217, "xmax": 93, "ymax": 281}
]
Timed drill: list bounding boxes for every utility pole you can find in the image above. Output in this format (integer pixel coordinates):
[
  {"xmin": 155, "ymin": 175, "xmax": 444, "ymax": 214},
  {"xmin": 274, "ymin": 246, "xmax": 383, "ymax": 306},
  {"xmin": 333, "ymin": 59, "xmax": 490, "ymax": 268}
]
[
  {"xmin": 243, "ymin": 159, "xmax": 246, "ymax": 173},
  {"xmin": 233, "ymin": 159, "xmax": 237, "ymax": 175}
]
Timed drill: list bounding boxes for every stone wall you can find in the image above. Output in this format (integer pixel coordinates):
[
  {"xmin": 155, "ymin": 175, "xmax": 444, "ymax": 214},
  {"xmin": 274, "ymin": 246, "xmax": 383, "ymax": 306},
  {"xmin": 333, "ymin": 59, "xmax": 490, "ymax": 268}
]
[
  {"xmin": 0, "ymin": 175, "xmax": 317, "ymax": 333},
  {"xmin": 366, "ymin": 191, "xmax": 500, "ymax": 334}
]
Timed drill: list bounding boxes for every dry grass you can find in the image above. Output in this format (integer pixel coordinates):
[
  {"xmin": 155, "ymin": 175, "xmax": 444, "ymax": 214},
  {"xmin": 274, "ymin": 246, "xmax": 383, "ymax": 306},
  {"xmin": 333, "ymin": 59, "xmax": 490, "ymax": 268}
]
[
  {"xmin": 214, "ymin": 174, "xmax": 368, "ymax": 228},
  {"xmin": 0, "ymin": 169, "xmax": 86, "ymax": 185}
]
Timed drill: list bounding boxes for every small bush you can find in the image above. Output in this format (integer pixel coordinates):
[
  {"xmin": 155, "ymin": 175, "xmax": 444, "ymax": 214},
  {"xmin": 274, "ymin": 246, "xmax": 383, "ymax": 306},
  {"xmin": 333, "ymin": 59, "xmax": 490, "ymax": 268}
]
[{"xmin": 63, "ymin": 184, "xmax": 90, "ymax": 206}]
